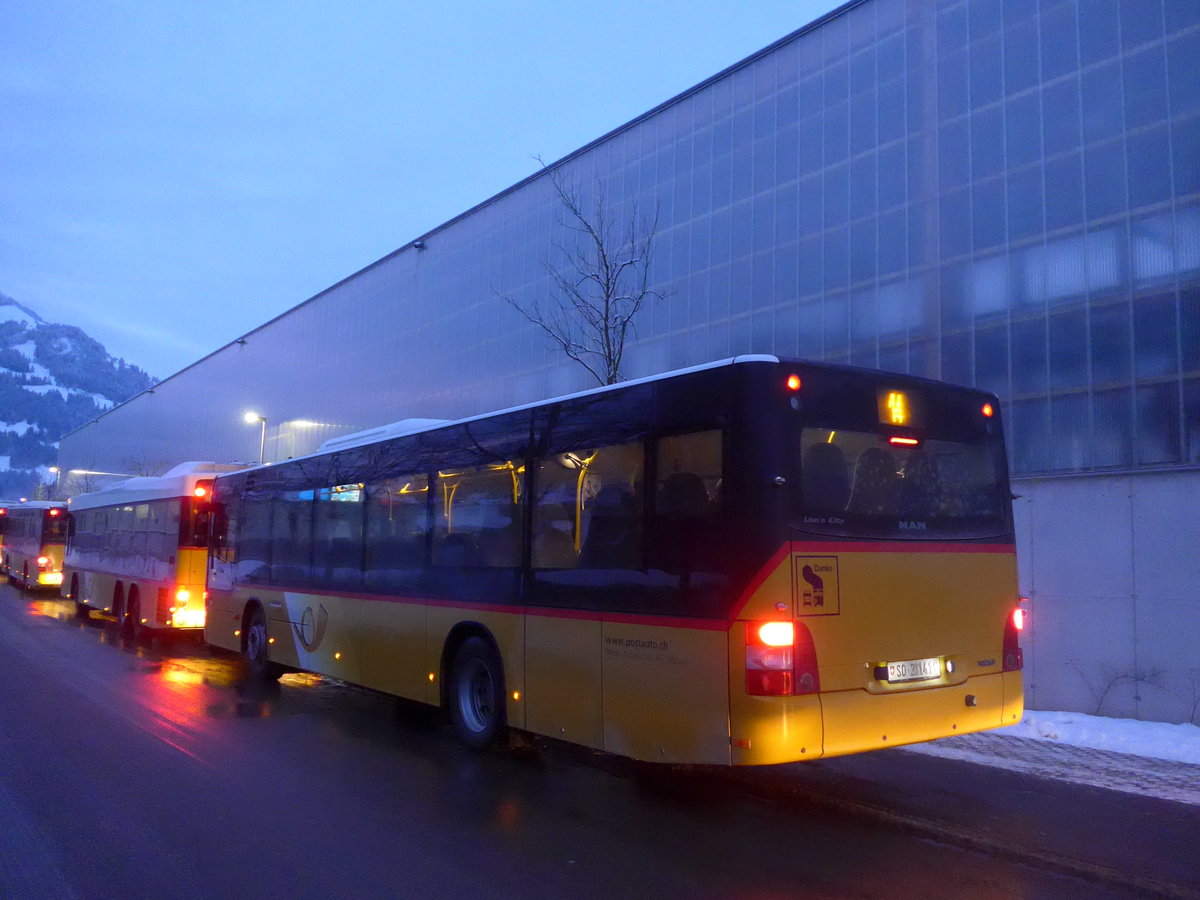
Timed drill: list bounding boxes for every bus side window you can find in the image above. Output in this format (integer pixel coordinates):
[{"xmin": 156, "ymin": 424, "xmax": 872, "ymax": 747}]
[
  {"xmin": 577, "ymin": 441, "xmax": 644, "ymax": 570},
  {"xmin": 532, "ymin": 453, "xmax": 587, "ymax": 570},
  {"xmin": 364, "ymin": 474, "xmax": 429, "ymax": 589},
  {"xmin": 653, "ymin": 430, "xmax": 722, "ymax": 589},
  {"xmin": 313, "ymin": 484, "xmax": 365, "ymax": 589},
  {"xmin": 434, "ymin": 462, "xmax": 522, "ymax": 568}
]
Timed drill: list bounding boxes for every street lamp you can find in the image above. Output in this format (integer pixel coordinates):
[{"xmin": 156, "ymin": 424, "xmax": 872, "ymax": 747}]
[
  {"xmin": 48, "ymin": 466, "xmax": 60, "ymax": 498},
  {"xmin": 244, "ymin": 412, "xmax": 268, "ymax": 464}
]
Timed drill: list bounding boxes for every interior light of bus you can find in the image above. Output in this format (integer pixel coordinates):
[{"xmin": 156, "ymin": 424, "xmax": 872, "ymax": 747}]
[
  {"xmin": 512, "ymin": 691, "xmax": 521, "ymax": 701},
  {"xmin": 889, "ymin": 436, "xmax": 920, "ymax": 447},
  {"xmin": 334, "ymin": 652, "xmax": 342, "ymax": 661},
  {"xmin": 758, "ymin": 621, "xmax": 794, "ymax": 647},
  {"xmin": 982, "ymin": 402, "xmax": 995, "ymax": 418},
  {"xmin": 785, "ymin": 374, "xmax": 802, "ymax": 391}
]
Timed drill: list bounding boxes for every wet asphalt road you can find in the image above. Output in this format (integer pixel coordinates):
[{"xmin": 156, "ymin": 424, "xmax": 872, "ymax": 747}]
[{"xmin": 0, "ymin": 585, "xmax": 1187, "ymax": 899}]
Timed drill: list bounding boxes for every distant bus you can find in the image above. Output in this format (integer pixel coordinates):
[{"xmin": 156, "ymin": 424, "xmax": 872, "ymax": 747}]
[
  {"xmin": 64, "ymin": 462, "xmax": 243, "ymax": 638},
  {"xmin": 207, "ymin": 356, "xmax": 1024, "ymax": 765},
  {"xmin": 2, "ymin": 501, "xmax": 68, "ymax": 590}
]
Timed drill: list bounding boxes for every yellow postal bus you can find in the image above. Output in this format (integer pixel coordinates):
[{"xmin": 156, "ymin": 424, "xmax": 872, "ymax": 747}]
[
  {"xmin": 207, "ymin": 356, "xmax": 1023, "ymax": 765},
  {"xmin": 64, "ymin": 462, "xmax": 242, "ymax": 639},
  {"xmin": 2, "ymin": 501, "xmax": 68, "ymax": 590}
]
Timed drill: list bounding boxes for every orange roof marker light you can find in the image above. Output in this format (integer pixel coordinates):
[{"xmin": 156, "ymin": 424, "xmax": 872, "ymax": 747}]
[
  {"xmin": 982, "ymin": 402, "xmax": 995, "ymax": 418},
  {"xmin": 785, "ymin": 374, "xmax": 802, "ymax": 391}
]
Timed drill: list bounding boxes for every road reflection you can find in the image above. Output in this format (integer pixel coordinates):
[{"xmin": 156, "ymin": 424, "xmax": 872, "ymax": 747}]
[{"xmin": 7, "ymin": 591, "xmax": 1152, "ymax": 898}]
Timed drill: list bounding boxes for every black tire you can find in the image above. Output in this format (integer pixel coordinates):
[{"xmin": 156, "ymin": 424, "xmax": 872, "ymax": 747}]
[
  {"xmin": 71, "ymin": 575, "xmax": 88, "ymax": 620},
  {"xmin": 447, "ymin": 636, "xmax": 507, "ymax": 750},
  {"xmin": 123, "ymin": 589, "xmax": 143, "ymax": 641},
  {"xmin": 244, "ymin": 604, "xmax": 282, "ymax": 681}
]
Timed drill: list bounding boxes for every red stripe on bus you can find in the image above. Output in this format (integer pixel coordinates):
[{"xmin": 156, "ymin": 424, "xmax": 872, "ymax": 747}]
[
  {"xmin": 221, "ymin": 584, "xmax": 728, "ymax": 632},
  {"xmin": 788, "ymin": 540, "xmax": 1015, "ymax": 555}
]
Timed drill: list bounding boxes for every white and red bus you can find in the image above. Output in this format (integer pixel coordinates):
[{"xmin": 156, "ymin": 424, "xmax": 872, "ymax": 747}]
[
  {"xmin": 206, "ymin": 357, "xmax": 1024, "ymax": 765},
  {"xmin": 63, "ymin": 462, "xmax": 243, "ymax": 639},
  {"xmin": 2, "ymin": 501, "xmax": 68, "ymax": 590}
]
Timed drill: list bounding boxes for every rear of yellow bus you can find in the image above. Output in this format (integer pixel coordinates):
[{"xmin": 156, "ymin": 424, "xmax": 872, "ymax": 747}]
[
  {"xmin": 161, "ymin": 480, "xmax": 215, "ymax": 630},
  {"xmin": 727, "ymin": 363, "xmax": 1023, "ymax": 766}
]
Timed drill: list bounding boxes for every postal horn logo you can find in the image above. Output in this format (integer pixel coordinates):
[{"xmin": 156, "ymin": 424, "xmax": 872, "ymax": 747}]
[{"xmin": 294, "ymin": 604, "xmax": 329, "ymax": 651}]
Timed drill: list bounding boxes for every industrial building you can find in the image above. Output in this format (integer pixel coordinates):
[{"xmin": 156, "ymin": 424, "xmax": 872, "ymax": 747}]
[{"xmin": 60, "ymin": 0, "xmax": 1200, "ymax": 722}]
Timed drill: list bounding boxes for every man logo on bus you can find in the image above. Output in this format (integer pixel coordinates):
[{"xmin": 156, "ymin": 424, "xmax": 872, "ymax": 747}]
[{"xmin": 801, "ymin": 565, "xmax": 824, "ymax": 607}]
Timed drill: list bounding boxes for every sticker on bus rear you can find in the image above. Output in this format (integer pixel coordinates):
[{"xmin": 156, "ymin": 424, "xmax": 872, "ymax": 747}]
[{"xmin": 793, "ymin": 556, "xmax": 839, "ymax": 615}]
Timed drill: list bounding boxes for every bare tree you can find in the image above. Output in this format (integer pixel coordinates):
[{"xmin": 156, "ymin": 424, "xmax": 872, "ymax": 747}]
[
  {"xmin": 500, "ymin": 161, "xmax": 664, "ymax": 386},
  {"xmin": 122, "ymin": 455, "xmax": 169, "ymax": 477}
]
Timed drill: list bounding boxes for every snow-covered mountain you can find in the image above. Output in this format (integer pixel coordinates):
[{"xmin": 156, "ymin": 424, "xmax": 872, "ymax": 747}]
[{"xmin": 0, "ymin": 293, "xmax": 155, "ymax": 499}]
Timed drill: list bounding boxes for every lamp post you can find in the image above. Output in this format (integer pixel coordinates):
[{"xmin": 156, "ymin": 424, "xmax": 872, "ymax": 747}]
[{"xmin": 244, "ymin": 412, "xmax": 268, "ymax": 464}]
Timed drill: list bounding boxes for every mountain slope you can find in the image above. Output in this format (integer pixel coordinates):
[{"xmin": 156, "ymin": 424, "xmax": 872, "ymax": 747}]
[{"xmin": 0, "ymin": 293, "xmax": 156, "ymax": 499}]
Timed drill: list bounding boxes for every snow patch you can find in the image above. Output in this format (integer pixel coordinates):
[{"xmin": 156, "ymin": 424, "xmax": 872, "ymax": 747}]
[
  {"xmin": 1006, "ymin": 710, "xmax": 1200, "ymax": 765},
  {"xmin": 0, "ymin": 305, "xmax": 39, "ymax": 328}
]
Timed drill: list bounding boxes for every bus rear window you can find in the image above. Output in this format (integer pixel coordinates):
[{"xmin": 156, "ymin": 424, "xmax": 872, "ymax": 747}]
[{"xmin": 795, "ymin": 428, "xmax": 1008, "ymax": 539}]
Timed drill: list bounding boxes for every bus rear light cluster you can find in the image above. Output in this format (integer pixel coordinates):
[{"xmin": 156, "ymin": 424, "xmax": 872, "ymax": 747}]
[
  {"xmin": 36, "ymin": 556, "xmax": 50, "ymax": 570},
  {"xmin": 745, "ymin": 620, "xmax": 821, "ymax": 696},
  {"xmin": 1003, "ymin": 600, "xmax": 1027, "ymax": 672}
]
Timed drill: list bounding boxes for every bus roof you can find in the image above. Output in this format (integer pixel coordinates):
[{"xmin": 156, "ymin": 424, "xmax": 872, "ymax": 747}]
[
  {"xmin": 68, "ymin": 462, "xmax": 246, "ymax": 511},
  {"xmin": 229, "ymin": 356, "xmax": 782, "ymax": 474},
  {"xmin": 4, "ymin": 500, "xmax": 67, "ymax": 512}
]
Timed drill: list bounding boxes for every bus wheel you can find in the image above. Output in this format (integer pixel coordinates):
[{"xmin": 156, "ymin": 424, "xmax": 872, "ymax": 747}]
[
  {"xmin": 448, "ymin": 637, "xmax": 507, "ymax": 750},
  {"xmin": 245, "ymin": 605, "xmax": 282, "ymax": 681},
  {"xmin": 124, "ymin": 590, "xmax": 144, "ymax": 642},
  {"xmin": 71, "ymin": 576, "xmax": 87, "ymax": 620}
]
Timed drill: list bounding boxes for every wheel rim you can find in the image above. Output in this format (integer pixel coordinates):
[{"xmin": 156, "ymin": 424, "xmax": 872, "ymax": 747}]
[
  {"xmin": 247, "ymin": 619, "xmax": 267, "ymax": 665},
  {"xmin": 456, "ymin": 657, "xmax": 494, "ymax": 734}
]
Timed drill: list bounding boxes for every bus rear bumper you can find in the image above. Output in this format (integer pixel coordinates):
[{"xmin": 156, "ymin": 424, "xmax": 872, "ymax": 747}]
[
  {"xmin": 820, "ymin": 671, "xmax": 1021, "ymax": 761},
  {"xmin": 729, "ymin": 671, "xmax": 1022, "ymax": 766}
]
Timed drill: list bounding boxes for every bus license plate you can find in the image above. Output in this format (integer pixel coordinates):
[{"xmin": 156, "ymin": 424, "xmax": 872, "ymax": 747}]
[{"xmin": 886, "ymin": 657, "xmax": 941, "ymax": 683}]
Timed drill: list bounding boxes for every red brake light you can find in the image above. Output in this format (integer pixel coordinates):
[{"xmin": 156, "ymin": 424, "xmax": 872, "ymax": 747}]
[
  {"xmin": 889, "ymin": 436, "xmax": 920, "ymax": 447},
  {"xmin": 758, "ymin": 621, "xmax": 794, "ymax": 647},
  {"xmin": 48, "ymin": 508, "xmax": 61, "ymax": 517},
  {"xmin": 194, "ymin": 487, "xmax": 208, "ymax": 498},
  {"xmin": 785, "ymin": 374, "xmax": 802, "ymax": 391},
  {"xmin": 982, "ymin": 402, "xmax": 995, "ymax": 418},
  {"xmin": 193, "ymin": 479, "xmax": 214, "ymax": 499},
  {"xmin": 1003, "ymin": 603, "xmax": 1025, "ymax": 672},
  {"xmin": 746, "ymin": 620, "xmax": 820, "ymax": 696}
]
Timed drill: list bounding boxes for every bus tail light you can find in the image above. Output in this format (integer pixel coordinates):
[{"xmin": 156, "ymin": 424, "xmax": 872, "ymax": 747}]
[
  {"xmin": 36, "ymin": 556, "xmax": 50, "ymax": 570},
  {"xmin": 1003, "ymin": 601, "xmax": 1026, "ymax": 672},
  {"xmin": 745, "ymin": 620, "xmax": 820, "ymax": 696}
]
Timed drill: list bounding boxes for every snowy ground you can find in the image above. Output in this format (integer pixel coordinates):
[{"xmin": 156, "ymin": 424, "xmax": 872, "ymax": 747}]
[
  {"xmin": 1000, "ymin": 710, "xmax": 1200, "ymax": 765},
  {"xmin": 903, "ymin": 710, "xmax": 1200, "ymax": 805}
]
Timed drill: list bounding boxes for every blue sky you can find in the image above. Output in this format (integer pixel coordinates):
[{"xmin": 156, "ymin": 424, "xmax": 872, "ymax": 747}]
[{"xmin": 1, "ymin": 1, "xmax": 838, "ymax": 379}]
